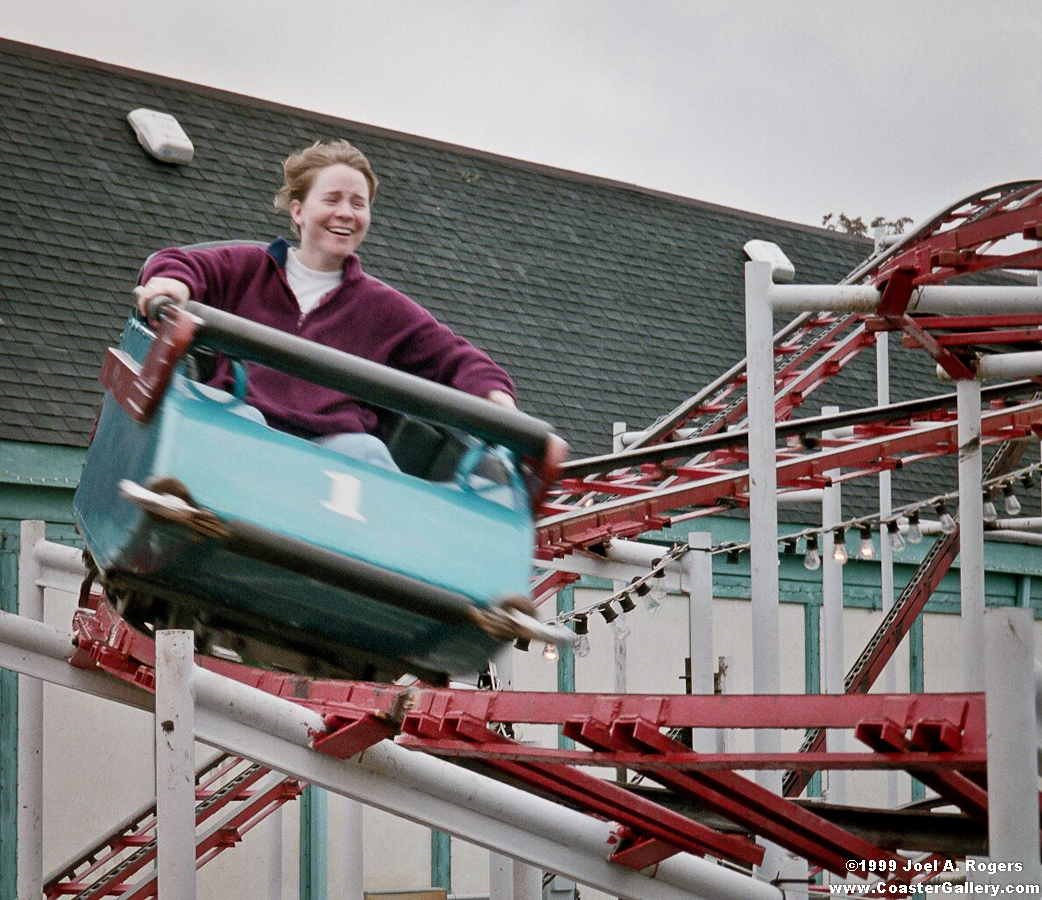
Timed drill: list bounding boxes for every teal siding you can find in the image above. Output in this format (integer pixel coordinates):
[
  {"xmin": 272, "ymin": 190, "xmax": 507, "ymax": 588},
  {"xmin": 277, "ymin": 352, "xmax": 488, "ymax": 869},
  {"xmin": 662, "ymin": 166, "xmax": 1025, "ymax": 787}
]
[{"xmin": 0, "ymin": 439, "xmax": 84, "ymax": 898}]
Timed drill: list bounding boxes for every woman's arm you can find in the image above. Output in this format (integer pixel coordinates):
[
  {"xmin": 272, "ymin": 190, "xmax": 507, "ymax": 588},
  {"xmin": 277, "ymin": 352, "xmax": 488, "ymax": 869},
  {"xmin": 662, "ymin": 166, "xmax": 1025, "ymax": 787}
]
[{"xmin": 135, "ymin": 276, "xmax": 191, "ymax": 315}]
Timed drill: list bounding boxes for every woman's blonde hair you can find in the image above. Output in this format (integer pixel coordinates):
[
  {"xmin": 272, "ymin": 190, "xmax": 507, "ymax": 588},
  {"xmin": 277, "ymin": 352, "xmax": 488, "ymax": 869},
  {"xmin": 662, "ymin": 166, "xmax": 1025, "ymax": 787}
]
[{"xmin": 274, "ymin": 140, "xmax": 379, "ymax": 231}]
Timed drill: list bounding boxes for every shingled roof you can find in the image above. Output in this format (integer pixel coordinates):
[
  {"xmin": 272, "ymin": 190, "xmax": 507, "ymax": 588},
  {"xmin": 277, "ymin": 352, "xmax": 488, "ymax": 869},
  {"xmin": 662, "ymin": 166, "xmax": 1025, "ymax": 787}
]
[{"xmin": 2, "ymin": 39, "xmax": 1032, "ymax": 517}]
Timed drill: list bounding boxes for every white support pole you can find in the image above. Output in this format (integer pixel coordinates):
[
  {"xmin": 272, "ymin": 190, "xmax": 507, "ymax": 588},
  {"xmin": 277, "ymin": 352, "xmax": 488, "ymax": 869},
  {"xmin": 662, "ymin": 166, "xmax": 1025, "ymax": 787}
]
[
  {"xmin": 489, "ymin": 645, "xmax": 514, "ymax": 900},
  {"xmin": 768, "ymin": 282, "xmax": 1042, "ymax": 315},
  {"xmin": 154, "ymin": 630, "xmax": 198, "ymax": 900},
  {"xmin": 875, "ymin": 333, "xmax": 900, "ymax": 809},
  {"xmin": 488, "ymin": 648, "xmax": 539, "ymax": 900},
  {"xmin": 340, "ymin": 800, "xmax": 364, "ymax": 900},
  {"xmin": 745, "ymin": 260, "xmax": 787, "ymax": 885},
  {"xmin": 267, "ymin": 806, "xmax": 284, "ymax": 900},
  {"xmin": 513, "ymin": 860, "xmax": 542, "ymax": 900},
  {"xmin": 957, "ymin": 380, "xmax": 986, "ymax": 691},
  {"xmin": 820, "ymin": 412, "xmax": 846, "ymax": 806},
  {"xmin": 985, "ymin": 609, "xmax": 1042, "ymax": 883},
  {"xmin": 16, "ymin": 520, "xmax": 45, "ymax": 900},
  {"xmin": 938, "ymin": 349, "xmax": 1042, "ymax": 381},
  {"xmin": 744, "ymin": 261, "xmax": 781, "ymax": 701},
  {"xmin": 685, "ymin": 533, "xmax": 714, "ymax": 754}
]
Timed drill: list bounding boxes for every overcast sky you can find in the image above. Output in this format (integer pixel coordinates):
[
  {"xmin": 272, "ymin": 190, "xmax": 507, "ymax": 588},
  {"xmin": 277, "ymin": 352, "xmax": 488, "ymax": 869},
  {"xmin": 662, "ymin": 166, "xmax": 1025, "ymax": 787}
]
[{"xmin": 3, "ymin": 1, "xmax": 1040, "ymax": 230}]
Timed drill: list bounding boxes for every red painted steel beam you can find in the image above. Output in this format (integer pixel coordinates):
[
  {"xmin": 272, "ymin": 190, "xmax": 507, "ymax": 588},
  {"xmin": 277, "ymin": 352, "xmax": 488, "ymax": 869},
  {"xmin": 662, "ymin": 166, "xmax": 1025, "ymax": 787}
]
[
  {"xmin": 313, "ymin": 687, "xmax": 984, "ymax": 734},
  {"xmin": 401, "ymin": 706, "xmax": 764, "ymax": 866},
  {"xmin": 906, "ymin": 328, "xmax": 1042, "ymax": 347},
  {"xmin": 886, "ymin": 314, "xmax": 976, "ymax": 379},
  {"xmin": 784, "ymin": 438, "xmax": 1029, "ymax": 797},
  {"xmin": 312, "ymin": 712, "xmax": 399, "ymax": 759},
  {"xmin": 396, "ymin": 737, "xmax": 984, "ymax": 772},
  {"xmin": 874, "ymin": 187, "xmax": 1042, "ymax": 285},
  {"xmin": 536, "ymin": 401, "xmax": 1042, "ymax": 553},
  {"xmin": 872, "ymin": 314, "xmax": 1042, "ymax": 331},
  {"xmin": 609, "ymin": 835, "xmax": 684, "ymax": 870},
  {"xmin": 568, "ymin": 715, "xmax": 906, "ymax": 879},
  {"xmin": 855, "ymin": 721, "xmax": 989, "ymax": 824}
]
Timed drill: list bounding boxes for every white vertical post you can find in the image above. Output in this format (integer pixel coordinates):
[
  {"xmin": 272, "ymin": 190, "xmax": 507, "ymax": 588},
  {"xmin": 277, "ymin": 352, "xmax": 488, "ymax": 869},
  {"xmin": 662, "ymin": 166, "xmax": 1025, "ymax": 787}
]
[
  {"xmin": 489, "ymin": 855, "xmax": 513, "ymax": 900},
  {"xmin": 744, "ymin": 261, "xmax": 781, "ymax": 700},
  {"xmin": 875, "ymin": 332, "xmax": 900, "ymax": 809},
  {"xmin": 745, "ymin": 260, "xmax": 786, "ymax": 884},
  {"xmin": 487, "ymin": 647, "xmax": 540, "ymax": 900},
  {"xmin": 16, "ymin": 521, "xmax": 45, "ymax": 900},
  {"xmin": 267, "ymin": 807, "xmax": 284, "ymax": 900},
  {"xmin": 984, "ymin": 608, "xmax": 1042, "ymax": 882},
  {"xmin": 512, "ymin": 860, "xmax": 542, "ymax": 900},
  {"xmin": 612, "ymin": 420, "xmax": 629, "ymax": 766},
  {"xmin": 341, "ymin": 800, "xmax": 364, "ymax": 900},
  {"xmin": 821, "ymin": 411, "xmax": 846, "ymax": 806},
  {"xmin": 155, "ymin": 630, "xmax": 197, "ymax": 900},
  {"xmin": 957, "ymin": 379, "xmax": 985, "ymax": 691},
  {"xmin": 685, "ymin": 533, "xmax": 714, "ymax": 754},
  {"xmin": 489, "ymin": 644, "xmax": 513, "ymax": 900}
]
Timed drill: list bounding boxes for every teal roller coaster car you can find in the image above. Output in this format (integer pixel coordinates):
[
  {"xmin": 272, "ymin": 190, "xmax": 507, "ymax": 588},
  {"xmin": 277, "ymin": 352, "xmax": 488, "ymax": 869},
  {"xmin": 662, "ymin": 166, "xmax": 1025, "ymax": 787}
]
[{"xmin": 73, "ymin": 298, "xmax": 567, "ymax": 683}]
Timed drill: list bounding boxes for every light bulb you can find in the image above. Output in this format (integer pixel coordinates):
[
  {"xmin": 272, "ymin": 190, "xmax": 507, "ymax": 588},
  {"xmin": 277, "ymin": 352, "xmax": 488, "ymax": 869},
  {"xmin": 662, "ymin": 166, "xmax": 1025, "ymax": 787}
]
[
  {"xmin": 803, "ymin": 534, "xmax": 821, "ymax": 571},
  {"xmin": 646, "ymin": 594, "xmax": 662, "ymax": 614},
  {"xmin": 936, "ymin": 502, "xmax": 957, "ymax": 534},
  {"xmin": 858, "ymin": 525, "xmax": 874, "ymax": 560},
  {"xmin": 542, "ymin": 642, "xmax": 559, "ymax": 662},
  {"xmin": 906, "ymin": 511, "xmax": 923, "ymax": 545},
  {"xmin": 1003, "ymin": 484, "xmax": 1022, "ymax": 516},
  {"xmin": 832, "ymin": 528, "xmax": 848, "ymax": 564},
  {"xmin": 887, "ymin": 520, "xmax": 906, "ymax": 553},
  {"xmin": 649, "ymin": 563, "xmax": 667, "ymax": 602},
  {"xmin": 982, "ymin": 493, "xmax": 998, "ymax": 523},
  {"xmin": 612, "ymin": 617, "xmax": 631, "ymax": 640},
  {"xmin": 574, "ymin": 633, "xmax": 591, "ymax": 658},
  {"xmin": 572, "ymin": 615, "xmax": 590, "ymax": 657}
]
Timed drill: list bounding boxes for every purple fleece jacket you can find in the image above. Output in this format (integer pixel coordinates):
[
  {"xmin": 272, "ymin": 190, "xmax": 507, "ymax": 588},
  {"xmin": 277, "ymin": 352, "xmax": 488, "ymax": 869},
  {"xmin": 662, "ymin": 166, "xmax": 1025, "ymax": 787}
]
[{"xmin": 141, "ymin": 238, "xmax": 515, "ymax": 438}]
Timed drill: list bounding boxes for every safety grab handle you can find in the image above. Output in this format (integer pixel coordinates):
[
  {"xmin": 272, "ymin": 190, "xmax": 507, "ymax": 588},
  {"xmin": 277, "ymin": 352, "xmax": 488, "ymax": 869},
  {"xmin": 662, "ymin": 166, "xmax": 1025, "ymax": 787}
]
[{"xmin": 136, "ymin": 296, "xmax": 563, "ymax": 464}]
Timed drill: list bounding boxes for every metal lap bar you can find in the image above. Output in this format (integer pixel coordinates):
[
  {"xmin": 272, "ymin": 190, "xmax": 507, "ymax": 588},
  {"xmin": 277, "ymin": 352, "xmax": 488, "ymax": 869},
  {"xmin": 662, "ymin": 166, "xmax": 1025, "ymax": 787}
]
[
  {"xmin": 400, "ymin": 707, "xmax": 763, "ymax": 867},
  {"xmin": 178, "ymin": 301, "xmax": 556, "ymax": 460}
]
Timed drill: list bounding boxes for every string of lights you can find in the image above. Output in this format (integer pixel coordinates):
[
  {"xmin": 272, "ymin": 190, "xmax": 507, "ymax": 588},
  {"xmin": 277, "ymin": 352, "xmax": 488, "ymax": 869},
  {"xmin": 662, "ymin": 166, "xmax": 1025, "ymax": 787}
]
[
  {"xmin": 524, "ymin": 461, "xmax": 1041, "ymax": 660},
  {"xmin": 713, "ymin": 461, "xmax": 1042, "ymax": 571}
]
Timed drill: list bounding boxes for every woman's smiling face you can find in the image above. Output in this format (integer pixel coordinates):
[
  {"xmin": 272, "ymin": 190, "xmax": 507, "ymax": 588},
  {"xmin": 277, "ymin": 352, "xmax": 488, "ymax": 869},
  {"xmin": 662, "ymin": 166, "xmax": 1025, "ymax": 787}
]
[{"xmin": 290, "ymin": 163, "xmax": 372, "ymax": 271}]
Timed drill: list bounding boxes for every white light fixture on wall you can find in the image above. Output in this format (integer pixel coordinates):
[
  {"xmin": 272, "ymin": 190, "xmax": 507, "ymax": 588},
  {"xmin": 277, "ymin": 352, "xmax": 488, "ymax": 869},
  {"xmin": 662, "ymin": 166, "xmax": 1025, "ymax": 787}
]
[{"xmin": 127, "ymin": 108, "xmax": 194, "ymax": 165}]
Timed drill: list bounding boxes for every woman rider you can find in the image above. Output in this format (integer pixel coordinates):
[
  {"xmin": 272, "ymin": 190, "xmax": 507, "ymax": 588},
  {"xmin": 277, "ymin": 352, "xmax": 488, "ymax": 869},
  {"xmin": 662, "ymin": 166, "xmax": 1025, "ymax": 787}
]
[{"xmin": 135, "ymin": 140, "xmax": 517, "ymax": 469}]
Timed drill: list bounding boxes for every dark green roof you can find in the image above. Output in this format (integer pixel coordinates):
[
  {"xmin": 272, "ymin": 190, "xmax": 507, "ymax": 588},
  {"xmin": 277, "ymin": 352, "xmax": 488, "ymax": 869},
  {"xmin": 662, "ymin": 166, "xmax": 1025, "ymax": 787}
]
[
  {"xmin": 3, "ymin": 39, "xmax": 1034, "ymax": 518},
  {"xmin": 0, "ymin": 40, "xmax": 880, "ymax": 454}
]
